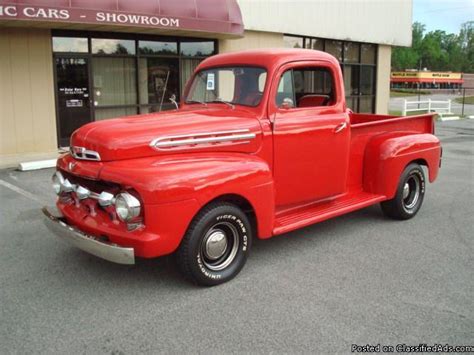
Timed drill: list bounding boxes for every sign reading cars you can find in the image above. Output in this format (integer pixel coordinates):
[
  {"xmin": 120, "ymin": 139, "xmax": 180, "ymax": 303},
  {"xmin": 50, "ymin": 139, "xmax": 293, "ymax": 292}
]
[{"xmin": 0, "ymin": 5, "xmax": 180, "ymax": 28}]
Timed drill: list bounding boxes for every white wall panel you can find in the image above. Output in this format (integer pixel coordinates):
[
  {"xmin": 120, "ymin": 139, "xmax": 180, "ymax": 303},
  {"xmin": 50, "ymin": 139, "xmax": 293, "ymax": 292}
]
[{"xmin": 238, "ymin": 0, "xmax": 412, "ymax": 47}]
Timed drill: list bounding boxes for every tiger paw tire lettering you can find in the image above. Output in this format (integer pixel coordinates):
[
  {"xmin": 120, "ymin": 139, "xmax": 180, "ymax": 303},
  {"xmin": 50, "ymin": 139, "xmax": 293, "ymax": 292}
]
[{"xmin": 176, "ymin": 203, "xmax": 252, "ymax": 286}]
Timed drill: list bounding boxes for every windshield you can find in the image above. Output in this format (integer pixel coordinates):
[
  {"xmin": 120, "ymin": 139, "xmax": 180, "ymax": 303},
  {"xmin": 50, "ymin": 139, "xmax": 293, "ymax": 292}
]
[{"xmin": 186, "ymin": 66, "xmax": 267, "ymax": 107}]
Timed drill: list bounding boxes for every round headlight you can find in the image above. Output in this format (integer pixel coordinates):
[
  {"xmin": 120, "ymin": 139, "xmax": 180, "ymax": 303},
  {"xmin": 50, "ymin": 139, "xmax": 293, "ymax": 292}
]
[
  {"xmin": 115, "ymin": 192, "xmax": 141, "ymax": 222},
  {"xmin": 51, "ymin": 171, "xmax": 64, "ymax": 195}
]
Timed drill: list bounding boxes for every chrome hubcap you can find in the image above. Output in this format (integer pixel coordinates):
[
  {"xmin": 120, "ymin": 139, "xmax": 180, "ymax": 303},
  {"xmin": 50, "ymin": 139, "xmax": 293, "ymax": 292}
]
[
  {"xmin": 403, "ymin": 175, "xmax": 421, "ymax": 210},
  {"xmin": 403, "ymin": 182, "xmax": 410, "ymax": 199},
  {"xmin": 204, "ymin": 230, "xmax": 228, "ymax": 260},
  {"xmin": 201, "ymin": 222, "xmax": 240, "ymax": 271}
]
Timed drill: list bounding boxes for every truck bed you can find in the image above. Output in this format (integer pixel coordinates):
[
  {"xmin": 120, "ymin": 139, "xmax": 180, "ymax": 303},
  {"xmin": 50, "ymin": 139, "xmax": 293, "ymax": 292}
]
[
  {"xmin": 349, "ymin": 112, "xmax": 436, "ymax": 127},
  {"xmin": 347, "ymin": 112, "xmax": 436, "ymax": 191}
]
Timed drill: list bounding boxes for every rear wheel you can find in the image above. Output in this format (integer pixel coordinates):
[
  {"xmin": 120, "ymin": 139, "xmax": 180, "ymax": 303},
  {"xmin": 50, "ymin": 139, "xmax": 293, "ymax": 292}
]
[
  {"xmin": 381, "ymin": 163, "xmax": 426, "ymax": 220},
  {"xmin": 176, "ymin": 203, "xmax": 252, "ymax": 286}
]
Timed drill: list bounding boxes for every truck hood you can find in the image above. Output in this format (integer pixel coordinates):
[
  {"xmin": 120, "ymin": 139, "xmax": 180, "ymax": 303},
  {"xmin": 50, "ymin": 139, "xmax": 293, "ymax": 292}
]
[{"xmin": 70, "ymin": 107, "xmax": 263, "ymax": 161}]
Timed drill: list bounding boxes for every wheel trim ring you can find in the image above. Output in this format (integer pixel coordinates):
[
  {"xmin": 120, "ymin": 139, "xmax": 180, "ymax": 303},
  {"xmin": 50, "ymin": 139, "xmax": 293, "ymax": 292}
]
[
  {"xmin": 200, "ymin": 221, "xmax": 240, "ymax": 272},
  {"xmin": 403, "ymin": 174, "xmax": 421, "ymax": 210}
]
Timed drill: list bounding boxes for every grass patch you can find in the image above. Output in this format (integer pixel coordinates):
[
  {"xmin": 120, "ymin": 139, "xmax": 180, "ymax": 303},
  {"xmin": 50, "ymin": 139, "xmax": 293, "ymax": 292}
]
[
  {"xmin": 454, "ymin": 96, "xmax": 474, "ymax": 105},
  {"xmin": 389, "ymin": 110, "xmax": 430, "ymax": 116},
  {"xmin": 390, "ymin": 89, "xmax": 431, "ymax": 97}
]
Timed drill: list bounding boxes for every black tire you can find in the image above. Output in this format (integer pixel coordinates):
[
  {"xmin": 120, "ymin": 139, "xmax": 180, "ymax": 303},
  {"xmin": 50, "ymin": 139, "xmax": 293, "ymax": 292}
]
[
  {"xmin": 176, "ymin": 202, "xmax": 252, "ymax": 286},
  {"xmin": 381, "ymin": 163, "xmax": 426, "ymax": 220}
]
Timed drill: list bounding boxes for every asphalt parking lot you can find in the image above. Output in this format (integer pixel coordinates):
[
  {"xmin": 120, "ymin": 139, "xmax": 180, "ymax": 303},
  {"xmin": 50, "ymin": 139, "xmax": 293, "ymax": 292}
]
[{"xmin": 1, "ymin": 120, "xmax": 473, "ymax": 353}]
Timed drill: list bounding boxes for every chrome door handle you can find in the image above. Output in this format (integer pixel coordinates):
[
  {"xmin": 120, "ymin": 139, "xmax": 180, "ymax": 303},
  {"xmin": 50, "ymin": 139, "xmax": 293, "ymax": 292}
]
[{"xmin": 334, "ymin": 122, "xmax": 347, "ymax": 133}]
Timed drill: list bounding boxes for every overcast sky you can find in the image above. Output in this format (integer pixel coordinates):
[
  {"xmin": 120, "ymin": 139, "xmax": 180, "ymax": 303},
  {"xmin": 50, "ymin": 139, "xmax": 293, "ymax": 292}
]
[{"xmin": 413, "ymin": 0, "xmax": 474, "ymax": 34}]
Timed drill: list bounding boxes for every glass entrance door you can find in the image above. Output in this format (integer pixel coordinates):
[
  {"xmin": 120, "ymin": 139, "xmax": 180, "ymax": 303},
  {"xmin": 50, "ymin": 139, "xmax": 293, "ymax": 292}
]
[{"xmin": 55, "ymin": 57, "xmax": 92, "ymax": 147}]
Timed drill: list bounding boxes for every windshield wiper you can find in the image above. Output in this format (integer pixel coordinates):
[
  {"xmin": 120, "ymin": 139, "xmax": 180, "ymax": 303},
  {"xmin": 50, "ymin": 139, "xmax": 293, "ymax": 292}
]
[
  {"xmin": 209, "ymin": 99, "xmax": 235, "ymax": 109},
  {"xmin": 186, "ymin": 100, "xmax": 207, "ymax": 106}
]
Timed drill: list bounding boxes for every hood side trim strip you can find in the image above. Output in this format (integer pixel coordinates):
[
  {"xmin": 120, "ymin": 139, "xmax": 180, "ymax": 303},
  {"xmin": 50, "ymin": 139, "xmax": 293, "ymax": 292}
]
[{"xmin": 150, "ymin": 129, "xmax": 256, "ymax": 150}]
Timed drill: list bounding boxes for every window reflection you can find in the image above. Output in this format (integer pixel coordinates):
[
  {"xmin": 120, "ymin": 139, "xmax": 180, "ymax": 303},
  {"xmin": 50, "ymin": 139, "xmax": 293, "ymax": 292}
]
[
  {"xmin": 138, "ymin": 57, "xmax": 179, "ymax": 111},
  {"xmin": 180, "ymin": 41, "xmax": 215, "ymax": 57},
  {"xmin": 53, "ymin": 37, "xmax": 88, "ymax": 53},
  {"xmin": 325, "ymin": 40, "xmax": 343, "ymax": 62},
  {"xmin": 361, "ymin": 44, "xmax": 376, "ymax": 64},
  {"xmin": 139, "ymin": 41, "xmax": 177, "ymax": 55},
  {"xmin": 343, "ymin": 42, "xmax": 360, "ymax": 63},
  {"xmin": 360, "ymin": 66, "xmax": 375, "ymax": 95},
  {"xmin": 92, "ymin": 39, "xmax": 135, "ymax": 55},
  {"xmin": 284, "ymin": 36, "xmax": 304, "ymax": 49},
  {"xmin": 343, "ymin": 65, "xmax": 360, "ymax": 95}
]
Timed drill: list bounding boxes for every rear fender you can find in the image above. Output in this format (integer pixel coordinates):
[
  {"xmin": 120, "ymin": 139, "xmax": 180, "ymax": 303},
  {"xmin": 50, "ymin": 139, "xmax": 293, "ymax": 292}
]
[{"xmin": 363, "ymin": 133, "xmax": 441, "ymax": 198}]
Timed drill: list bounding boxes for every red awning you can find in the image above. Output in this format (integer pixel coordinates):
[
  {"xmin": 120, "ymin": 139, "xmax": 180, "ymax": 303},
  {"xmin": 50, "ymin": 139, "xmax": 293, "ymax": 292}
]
[{"xmin": 0, "ymin": 0, "xmax": 244, "ymax": 37}]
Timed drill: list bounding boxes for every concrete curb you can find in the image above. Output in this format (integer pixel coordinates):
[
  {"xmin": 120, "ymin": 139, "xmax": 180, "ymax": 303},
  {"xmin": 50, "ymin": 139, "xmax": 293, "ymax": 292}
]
[{"xmin": 18, "ymin": 159, "xmax": 57, "ymax": 171}]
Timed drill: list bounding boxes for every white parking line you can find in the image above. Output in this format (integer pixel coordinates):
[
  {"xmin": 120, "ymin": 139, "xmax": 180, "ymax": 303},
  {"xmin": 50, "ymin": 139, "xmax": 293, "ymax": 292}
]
[{"xmin": 0, "ymin": 179, "xmax": 44, "ymax": 205}]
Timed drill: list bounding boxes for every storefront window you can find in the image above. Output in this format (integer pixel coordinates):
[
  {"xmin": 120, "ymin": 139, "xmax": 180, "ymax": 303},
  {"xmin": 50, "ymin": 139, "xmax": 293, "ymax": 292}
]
[
  {"xmin": 139, "ymin": 40, "xmax": 177, "ymax": 55},
  {"xmin": 361, "ymin": 44, "xmax": 376, "ymax": 64},
  {"xmin": 284, "ymin": 35, "xmax": 304, "ymax": 49},
  {"xmin": 53, "ymin": 37, "xmax": 88, "ymax": 53},
  {"xmin": 91, "ymin": 38, "xmax": 136, "ymax": 55},
  {"xmin": 138, "ymin": 57, "xmax": 179, "ymax": 112},
  {"xmin": 343, "ymin": 42, "xmax": 360, "ymax": 63},
  {"xmin": 95, "ymin": 107, "xmax": 138, "ymax": 121},
  {"xmin": 52, "ymin": 31, "xmax": 217, "ymax": 143},
  {"xmin": 284, "ymin": 34, "xmax": 377, "ymax": 113},
  {"xmin": 180, "ymin": 41, "xmax": 215, "ymax": 57},
  {"xmin": 325, "ymin": 40, "xmax": 343, "ymax": 62},
  {"xmin": 181, "ymin": 58, "xmax": 203, "ymax": 94},
  {"xmin": 360, "ymin": 66, "xmax": 375, "ymax": 95},
  {"xmin": 310, "ymin": 38, "xmax": 324, "ymax": 51},
  {"xmin": 343, "ymin": 65, "xmax": 360, "ymax": 96},
  {"xmin": 359, "ymin": 96, "xmax": 374, "ymax": 113},
  {"xmin": 92, "ymin": 57, "xmax": 137, "ymax": 106}
]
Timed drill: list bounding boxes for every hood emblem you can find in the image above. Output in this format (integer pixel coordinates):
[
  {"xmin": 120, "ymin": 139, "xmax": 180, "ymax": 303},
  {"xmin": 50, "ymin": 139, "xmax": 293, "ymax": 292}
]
[
  {"xmin": 70, "ymin": 146, "xmax": 101, "ymax": 161},
  {"xmin": 150, "ymin": 129, "xmax": 256, "ymax": 150}
]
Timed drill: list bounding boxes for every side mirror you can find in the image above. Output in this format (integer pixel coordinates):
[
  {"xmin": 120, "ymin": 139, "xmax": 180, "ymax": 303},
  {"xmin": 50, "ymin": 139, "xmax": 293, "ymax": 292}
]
[
  {"xmin": 280, "ymin": 97, "xmax": 294, "ymax": 109},
  {"xmin": 169, "ymin": 94, "xmax": 178, "ymax": 110}
]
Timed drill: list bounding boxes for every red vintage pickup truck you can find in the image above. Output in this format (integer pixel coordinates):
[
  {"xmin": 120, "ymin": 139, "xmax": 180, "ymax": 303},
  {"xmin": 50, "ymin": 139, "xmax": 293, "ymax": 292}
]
[{"xmin": 43, "ymin": 49, "xmax": 442, "ymax": 286}]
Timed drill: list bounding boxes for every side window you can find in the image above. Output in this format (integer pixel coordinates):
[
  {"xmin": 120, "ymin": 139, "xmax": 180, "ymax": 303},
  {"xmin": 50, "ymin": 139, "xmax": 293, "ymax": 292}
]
[
  {"xmin": 275, "ymin": 70, "xmax": 294, "ymax": 107},
  {"xmin": 293, "ymin": 67, "xmax": 335, "ymax": 108}
]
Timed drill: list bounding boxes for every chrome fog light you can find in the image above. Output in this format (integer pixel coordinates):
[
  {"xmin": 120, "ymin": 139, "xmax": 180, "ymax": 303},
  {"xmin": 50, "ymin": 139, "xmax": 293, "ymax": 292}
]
[
  {"xmin": 115, "ymin": 192, "xmax": 141, "ymax": 222},
  {"xmin": 52, "ymin": 171, "xmax": 64, "ymax": 195},
  {"xmin": 98, "ymin": 191, "xmax": 115, "ymax": 207},
  {"xmin": 75, "ymin": 185, "xmax": 91, "ymax": 200}
]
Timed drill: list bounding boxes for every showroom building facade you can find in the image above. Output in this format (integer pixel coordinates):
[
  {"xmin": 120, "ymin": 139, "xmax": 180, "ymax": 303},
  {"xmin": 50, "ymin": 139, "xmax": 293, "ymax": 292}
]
[{"xmin": 0, "ymin": 0, "xmax": 413, "ymax": 167}]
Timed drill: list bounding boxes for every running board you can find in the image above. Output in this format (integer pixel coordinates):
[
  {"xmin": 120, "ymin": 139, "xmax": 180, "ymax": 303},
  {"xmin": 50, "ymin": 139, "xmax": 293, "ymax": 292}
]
[{"xmin": 273, "ymin": 192, "xmax": 386, "ymax": 235}]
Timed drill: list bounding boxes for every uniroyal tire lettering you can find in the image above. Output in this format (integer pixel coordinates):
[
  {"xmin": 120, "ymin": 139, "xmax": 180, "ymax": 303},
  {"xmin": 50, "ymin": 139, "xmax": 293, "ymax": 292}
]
[
  {"xmin": 197, "ymin": 254, "xmax": 221, "ymax": 279},
  {"xmin": 197, "ymin": 212, "xmax": 248, "ymax": 279}
]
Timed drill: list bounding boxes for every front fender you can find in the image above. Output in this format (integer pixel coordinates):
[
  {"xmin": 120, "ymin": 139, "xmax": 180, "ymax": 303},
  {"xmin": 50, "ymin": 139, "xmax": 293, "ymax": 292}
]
[
  {"xmin": 363, "ymin": 133, "xmax": 441, "ymax": 198},
  {"xmin": 99, "ymin": 152, "xmax": 275, "ymax": 238}
]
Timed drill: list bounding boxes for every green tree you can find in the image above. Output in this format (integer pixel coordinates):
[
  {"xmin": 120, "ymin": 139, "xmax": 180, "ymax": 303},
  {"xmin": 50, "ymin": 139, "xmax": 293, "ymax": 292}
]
[
  {"xmin": 391, "ymin": 22, "xmax": 424, "ymax": 70},
  {"xmin": 391, "ymin": 21, "xmax": 474, "ymax": 73}
]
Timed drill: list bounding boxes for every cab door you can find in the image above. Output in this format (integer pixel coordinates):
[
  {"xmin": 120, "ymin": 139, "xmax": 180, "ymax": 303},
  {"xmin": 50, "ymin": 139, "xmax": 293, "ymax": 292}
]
[{"xmin": 270, "ymin": 61, "xmax": 350, "ymax": 207}]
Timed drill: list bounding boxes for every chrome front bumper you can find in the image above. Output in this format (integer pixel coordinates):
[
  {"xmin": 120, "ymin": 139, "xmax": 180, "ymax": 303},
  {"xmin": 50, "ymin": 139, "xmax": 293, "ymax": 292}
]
[{"xmin": 42, "ymin": 206, "xmax": 135, "ymax": 265}]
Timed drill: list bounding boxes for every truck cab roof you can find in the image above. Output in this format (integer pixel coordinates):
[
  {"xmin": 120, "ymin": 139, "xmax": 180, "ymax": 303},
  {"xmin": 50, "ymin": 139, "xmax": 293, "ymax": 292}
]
[{"xmin": 197, "ymin": 48, "xmax": 341, "ymax": 72}]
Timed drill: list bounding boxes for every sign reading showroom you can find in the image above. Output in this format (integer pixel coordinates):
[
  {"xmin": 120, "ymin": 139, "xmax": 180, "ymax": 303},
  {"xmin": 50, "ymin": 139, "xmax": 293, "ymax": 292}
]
[{"xmin": 0, "ymin": 5, "xmax": 180, "ymax": 28}]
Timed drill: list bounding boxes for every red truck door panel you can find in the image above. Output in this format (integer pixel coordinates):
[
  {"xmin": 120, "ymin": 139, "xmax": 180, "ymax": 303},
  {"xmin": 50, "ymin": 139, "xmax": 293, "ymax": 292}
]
[{"xmin": 270, "ymin": 62, "xmax": 350, "ymax": 207}]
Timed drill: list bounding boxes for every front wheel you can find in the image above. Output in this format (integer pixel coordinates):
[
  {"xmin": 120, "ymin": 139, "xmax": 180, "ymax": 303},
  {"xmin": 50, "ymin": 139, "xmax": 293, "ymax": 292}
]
[
  {"xmin": 176, "ymin": 203, "xmax": 252, "ymax": 286},
  {"xmin": 380, "ymin": 163, "xmax": 426, "ymax": 220}
]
